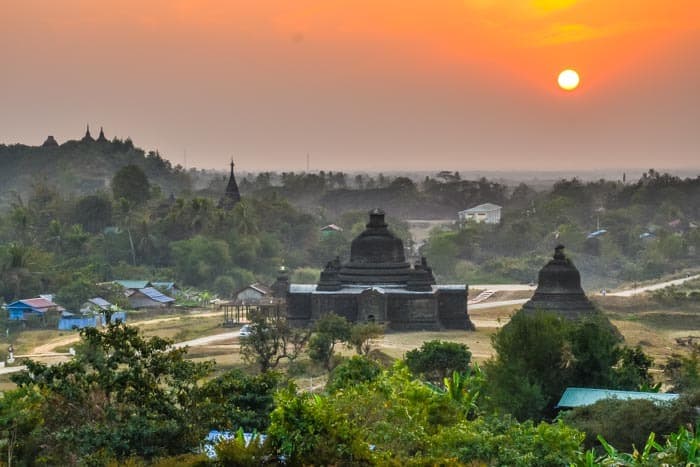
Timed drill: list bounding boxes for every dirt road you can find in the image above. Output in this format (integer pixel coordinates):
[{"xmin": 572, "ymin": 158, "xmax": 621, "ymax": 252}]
[{"xmin": 607, "ymin": 274, "xmax": 700, "ymax": 297}]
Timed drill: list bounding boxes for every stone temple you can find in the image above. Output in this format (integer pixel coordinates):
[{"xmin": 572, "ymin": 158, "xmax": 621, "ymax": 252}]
[
  {"xmin": 286, "ymin": 209, "xmax": 474, "ymax": 330},
  {"xmin": 522, "ymin": 244, "xmax": 596, "ymax": 319}
]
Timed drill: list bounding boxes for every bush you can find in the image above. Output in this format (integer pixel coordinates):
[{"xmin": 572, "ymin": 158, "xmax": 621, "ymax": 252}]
[
  {"xmin": 428, "ymin": 417, "xmax": 584, "ymax": 467},
  {"xmin": 561, "ymin": 394, "xmax": 700, "ymax": 451},
  {"xmin": 405, "ymin": 340, "xmax": 472, "ymax": 385},
  {"xmin": 326, "ymin": 356, "xmax": 382, "ymax": 393}
]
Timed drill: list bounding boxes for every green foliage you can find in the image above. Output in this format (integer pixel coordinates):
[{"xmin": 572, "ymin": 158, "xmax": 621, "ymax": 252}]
[
  {"xmin": 484, "ymin": 311, "xmax": 654, "ymax": 420},
  {"xmin": 0, "ymin": 242, "xmax": 52, "ymax": 301},
  {"xmin": 199, "ymin": 370, "xmax": 283, "ymax": 433},
  {"xmin": 308, "ymin": 313, "xmax": 352, "ymax": 371},
  {"xmin": 349, "ymin": 321, "xmax": 385, "ymax": 355},
  {"xmin": 268, "ymin": 386, "xmax": 375, "ymax": 465},
  {"xmin": 405, "ymin": 340, "xmax": 472, "ymax": 385},
  {"xmin": 0, "ymin": 386, "xmax": 45, "ymax": 466},
  {"xmin": 326, "ymin": 356, "xmax": 382, "ymax": 393},
  {"xmin": 10, "ymin": 321, "xmax": 214, "ymax": 463},
  {"xmin": 112, "ymin": 164, "xmax": 151, "ymax": 205},
  {"xmin": 213, "ymin": 429, "xmax": 275, "ymax": 465},
  {"xmin": 428, "ymin": 417, "xmax": 584, "ymax": 467},
  {"xmin": 240, "ymin": 312, "xmax": 310, "ymax": 373},
  {"xmin": 562, "ymin": 395, "xmax": 700, "ymax": 452},
  {"xmin": 72, "ymin": 193, "xmax": 113, "ymax": 234},
  {"xmin": 664, "ymin": 348, "xmax": 700, "ymax": 392},
  {"xmin": 443, "ymin": 364, "xmax": 485, "ymax": 418},
  {"xmin": 574, "ymin": 426, "xmax": 700, "ymax": 466},
  {"xmin": 171, "ymin": 235, "xmax": 231, "ymax": 287}
]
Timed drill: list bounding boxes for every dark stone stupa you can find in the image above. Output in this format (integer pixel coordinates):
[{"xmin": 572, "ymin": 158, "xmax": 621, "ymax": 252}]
[
  {"xmin": 522, "ymin": 245, "xmax": 596, "ymax": 319},
  {"xmin": 219, "ymin": 159, "xmax": 241, "ymax": 210},
  {"xmin": 287, "ymin": 209, "xmax": 473, "ymax": 330},
  {"xmin": 42, "ymin": 135, "xmax": 59, "ymax": 147}
]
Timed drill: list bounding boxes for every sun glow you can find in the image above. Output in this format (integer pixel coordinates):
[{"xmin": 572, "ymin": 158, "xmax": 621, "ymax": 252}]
[{"xmin": 558, "ymin": 69, "xmax": 580, "ymax": 91}]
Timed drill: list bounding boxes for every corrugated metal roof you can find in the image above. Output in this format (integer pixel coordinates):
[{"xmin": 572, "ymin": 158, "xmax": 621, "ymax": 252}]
[
  {"xmin": 8, "ymin": 298, "xmax": 66, "ymax": 313},
  {"xmin": 152, "ymin": 281, "xmax": 177, "ymax": 290},
  {"xmin": 459, "ymin": 203, "xmax": 502, "ymax": 214},
  {"xmin": 88, "ymin": 297, "xmax": 112, "ymax": 308},
  {"xmin": 288, "ymin": 284, "xmax": 463, "ymax": 295},
  {"xmin": 115, "ymin": 280, "xmax": 152, "ymax": 290},
  {"xmin": 289, "ymin": 284, "xmax": 317, "ymax": 293},
  {"xmin": 556, "ymin": 387, "xmax": 680, "ymax": 408},
  {"xmin": 137, "ymin": 287, "xmax": 175, "ymax": 303}
]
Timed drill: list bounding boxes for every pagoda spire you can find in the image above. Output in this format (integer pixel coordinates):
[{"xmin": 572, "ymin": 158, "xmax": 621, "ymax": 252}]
[
  {"xmin": 97, "ymin": 126, "xmax": 108, "ymax": 142},
  {"xmin": 81, "ymin": 124, "xmax": 94, "ymax": 142},
  {"xmin": 219, "ymin": 156, "xmax": 241, "ymax": 210}
]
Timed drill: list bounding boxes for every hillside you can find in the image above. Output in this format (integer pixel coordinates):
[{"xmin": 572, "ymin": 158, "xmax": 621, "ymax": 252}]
[{"xmin": 0, "ymin": 128, "xmax": 192, "ymax": 206}]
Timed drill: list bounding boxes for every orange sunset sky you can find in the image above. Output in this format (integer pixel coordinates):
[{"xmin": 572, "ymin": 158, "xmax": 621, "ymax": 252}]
[{"xmin": 1, "ymin": 0, "xmax": 698, "ymax": 171}]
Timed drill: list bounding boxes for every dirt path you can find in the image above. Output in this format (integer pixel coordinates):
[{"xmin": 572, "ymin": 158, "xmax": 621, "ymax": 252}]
[
  {"xmin": 607, "ymin": 274, "xmax": 700, "ymax": 297},
  {"xmin": 31, "ymin": 310, "xmax": 224, "ymax": 354}
]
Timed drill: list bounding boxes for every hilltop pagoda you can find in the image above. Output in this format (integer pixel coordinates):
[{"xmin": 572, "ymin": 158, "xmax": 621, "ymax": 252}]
[
  {"xmin": 96, "ymin": 126, "xmax": 109, "ymax": 143},
  {"xmin": 81, "ymin": 124, "xmax": 94, "ymax": 143}
]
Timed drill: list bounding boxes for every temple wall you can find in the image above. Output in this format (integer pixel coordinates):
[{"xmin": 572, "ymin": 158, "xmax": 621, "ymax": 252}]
[
  {"xmin": 386, "ymin": 295, "xmax": 440, "ymax": 331},
  {"xmin": 311, "ymin": 295, "xmax": 359, "ymax": 322},
  {"xmin": 286, "ymin": 293, "xmax": 312, "ymax": 326},
  {"xmin": 437, "ymin": 289, "xmax": 474, "ymax": 330}
]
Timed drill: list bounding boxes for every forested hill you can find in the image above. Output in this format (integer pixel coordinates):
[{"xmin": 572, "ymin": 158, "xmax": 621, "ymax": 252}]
[{"xmin": 0, "ymin": 132, "xmax": 192, "ymax": 206}]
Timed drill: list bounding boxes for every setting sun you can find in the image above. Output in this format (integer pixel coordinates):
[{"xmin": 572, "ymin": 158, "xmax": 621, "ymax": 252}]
[{"xmin": 558, "ymin": 69, "xmax": 580, "ymax": 91}]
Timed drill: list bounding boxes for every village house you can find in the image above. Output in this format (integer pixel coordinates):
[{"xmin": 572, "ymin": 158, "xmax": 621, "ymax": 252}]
[
  {"xmin": 7, "ymin": 297, "xmax": 65, "ymax": 326},
  {"xmin": 457, "ymin": 203, "xmax": 502, "ymax": 224},
  {"xmin": 126, "ymin": 287, "xmax": 175, "ymax": 309}
]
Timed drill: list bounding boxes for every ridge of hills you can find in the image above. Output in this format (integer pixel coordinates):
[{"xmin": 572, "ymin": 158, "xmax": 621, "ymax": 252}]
[{"xmin": 0, "ymin": 129, "xmax": 193, "ymax": 206}]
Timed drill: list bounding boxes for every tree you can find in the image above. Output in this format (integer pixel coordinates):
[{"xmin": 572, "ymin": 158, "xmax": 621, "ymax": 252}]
[
  {"xmin": 308, "ymin": 313, "xmax": 352, "ymax": 371},
  {"xmin": 240, "ymin": 311, "xmax": 310, "ymax": 373},
  {"xmin": 664, "ymin": 348, "xmax": 700, "ymax": 393},
  {"xmin": 199, "ymin": 369, "xmax": 283, "ymax": 432},
  {"xmin": 11, "ymin": 321, "xmax": 213, "ymax": 463},
  {"xmin": 0, "ymin": 386, "xmax": 44, "ymax": 467},
  {"xmin": 170, "ymin": 235, "xmax": 231, "ymax": 286},
  {"xmin": 349, "ymin": 322, "xmax": 384, "ymax": 355},
  {"xmin": 484, "ymin": 310, "xmax": 653, "ymax": 421},
  {"xmin": 326, "ymin": 356, "xmax": 382, "ymax": 393},
  {"xmin": 405, "ymin": 340, "xmax": 472, "ymax": 385},
  {"xmin": 112, "ymin": 164, "xmax": 151, "ymax": 206},
  {"xmin": 72, "ymin": 193, "xmax": 113, "ymax": 234}
]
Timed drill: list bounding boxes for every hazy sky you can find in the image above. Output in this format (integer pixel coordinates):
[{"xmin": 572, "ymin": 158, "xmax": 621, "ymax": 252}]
[{"xmin": 1, "ymin": 0, "xmax": 698, "ymax": 171}]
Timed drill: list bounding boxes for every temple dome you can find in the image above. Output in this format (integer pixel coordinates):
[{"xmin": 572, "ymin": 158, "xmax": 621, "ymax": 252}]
[
  {"xmin": 349, "ymin": 209, "xmax": 406, "ymax": 264},
  {"xmin": 522, "ymin": 245, "xmax": 596, "ymax": 319},
  {"xmin": 337, "ymin": 209, "xmax": 412, "ymax": 285}
]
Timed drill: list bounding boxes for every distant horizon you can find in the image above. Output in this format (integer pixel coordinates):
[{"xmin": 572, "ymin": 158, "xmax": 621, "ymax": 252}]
[{"xmin": 3, "ymin": 130, "xmax": 699, "ymax": 176}]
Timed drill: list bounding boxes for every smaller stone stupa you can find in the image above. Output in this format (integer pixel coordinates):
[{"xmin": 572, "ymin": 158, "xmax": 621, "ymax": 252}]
[{"xmin": 522, "ymin": 245, "xmax": 596, "ymax": 319}]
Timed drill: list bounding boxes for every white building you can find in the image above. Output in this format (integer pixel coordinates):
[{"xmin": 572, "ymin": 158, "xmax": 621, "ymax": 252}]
[{"xmin": 458, "ymin": 203, "xmax": 502, "ymax": 224}]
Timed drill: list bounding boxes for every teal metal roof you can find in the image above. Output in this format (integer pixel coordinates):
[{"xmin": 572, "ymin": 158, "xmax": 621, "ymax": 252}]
[
  {"xmin": 557, "ymin": 387, "xmax": 679, "ymax": 409},
  {"xmin": 114, "ymin": 280, "xmax": 152, "ymax": 290}
]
